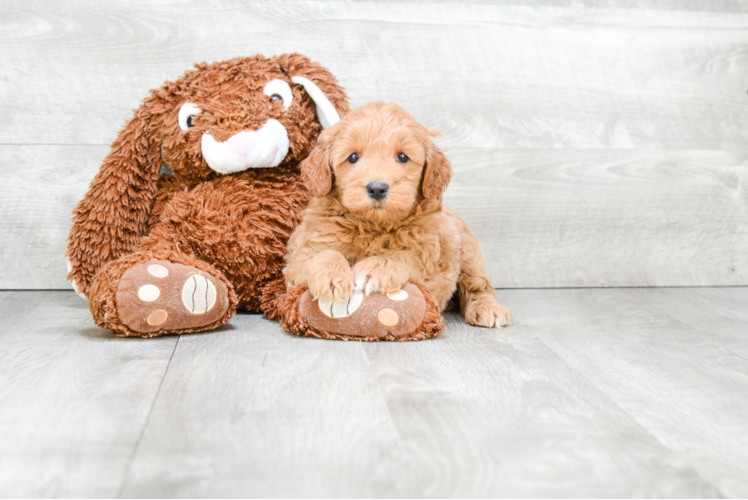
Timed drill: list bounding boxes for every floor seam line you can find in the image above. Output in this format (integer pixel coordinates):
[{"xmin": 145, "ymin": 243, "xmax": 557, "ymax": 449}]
[
  {"xmin": 115, "ymin": 335, "xmax": 180, "ymax": 498},
  {"xmin": 360, "ymin": 343, "xmax": 401, "ymax": 434}
]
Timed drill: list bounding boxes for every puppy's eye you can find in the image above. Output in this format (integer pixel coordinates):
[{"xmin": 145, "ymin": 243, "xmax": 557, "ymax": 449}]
[
  {"xmin": 178, "ymin": 102, "xmax": 201, "ymax": 132},
  {"xmin": 348, "ymin": 153, "xmax": 360, "ymax": 164},
  {"xmin": 269, "ymin": 94, "xmax": 283, "ymax": 104},
  {"xmin": 396, "ymin": 153, "xmax": 409, "ymax": 163}
]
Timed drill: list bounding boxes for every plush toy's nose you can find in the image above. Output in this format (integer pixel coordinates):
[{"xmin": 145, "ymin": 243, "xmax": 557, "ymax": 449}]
[
  {"xmin": 366, "ymin": 181, "xmax": 389, "ymax": 201},
  {"xmin": 226, "ymin": 132, "xmax": 257, "ymax": 158}
]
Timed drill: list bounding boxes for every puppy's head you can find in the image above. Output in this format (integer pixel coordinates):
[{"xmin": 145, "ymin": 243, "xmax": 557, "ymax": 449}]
[{"xmin": 301, "ymin": 102, "xmax": 452, "ymax": 223}]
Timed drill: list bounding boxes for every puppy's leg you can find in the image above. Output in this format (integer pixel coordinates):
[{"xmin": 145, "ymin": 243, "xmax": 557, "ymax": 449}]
[
  {"xmin": 352, "ymin": 255, "xmax": 411, "ymax": 296},
  {"xmin": 305, "ymin": 250, "xmax": 356, "ymax": 301},
  {"xmin": 457, "ymin": 220, "xmax": 511, "ymax": 328}
]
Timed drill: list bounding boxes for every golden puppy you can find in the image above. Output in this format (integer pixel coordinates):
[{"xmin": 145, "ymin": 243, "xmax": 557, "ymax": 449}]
[{"xmin": 284, "ymin": 102, "xmax": 510, "ymax": 329}]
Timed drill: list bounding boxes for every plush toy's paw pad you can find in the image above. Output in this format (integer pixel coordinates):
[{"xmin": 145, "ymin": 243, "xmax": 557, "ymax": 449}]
[
  {"xmin": 181, "ymin": 274, "xmax": 218, "ymax": 314},
  {"xmin": 316, "ymin": 288, "xmax": 364, "ymax": 318},
  {"xmin": 300, "ymin": 282, "xmax": 427, "ymax": 340},
  {"xmin": 116, "ymin": 259, "xmax": 229, "ymax": 334}
]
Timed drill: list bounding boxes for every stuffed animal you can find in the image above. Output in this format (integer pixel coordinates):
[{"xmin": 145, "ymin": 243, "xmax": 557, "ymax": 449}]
[
  {"xmin": 266, "ymin": 102, "xmax": 511, "ymax": 341},
  {"xmin": 66, "ymin": 54, "xmax": 349, "ymax": 337}
]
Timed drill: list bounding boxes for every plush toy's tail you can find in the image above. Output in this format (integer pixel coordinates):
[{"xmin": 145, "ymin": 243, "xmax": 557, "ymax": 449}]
[{"xmin": 263, "ymin": 279, "xmax": 443, "ymax": 342}]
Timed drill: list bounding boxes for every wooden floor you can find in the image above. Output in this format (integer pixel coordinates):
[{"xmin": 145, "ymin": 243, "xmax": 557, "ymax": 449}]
[{"xmin": 0, "ymin": 289, "xmax": 746, "ymax": 498}]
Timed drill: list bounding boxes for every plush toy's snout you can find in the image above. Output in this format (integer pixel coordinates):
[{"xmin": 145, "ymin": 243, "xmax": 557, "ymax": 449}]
[
  {"xmin": 178, "ymin": 75, "xmax": 343, "ymax": 175},
  {"xmin": 201, "ymin": 119, "xmax": 290, "ymax": 174}
]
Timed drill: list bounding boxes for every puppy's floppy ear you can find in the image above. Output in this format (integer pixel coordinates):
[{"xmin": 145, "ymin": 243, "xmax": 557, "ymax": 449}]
[
  {"xmin": 300, "ymin": 130, "xmax": 334, "ymax": 198},
  {"xmin": 273, "ymin": 53, "xmax": 350, "ymax": 129},
  {"xmin": 66, "ymin": 90, "xmax": 173, "ymax": 298},
  {"xmin": 421, "ymin": 137, "xmax": 452, "ymax": 199}
]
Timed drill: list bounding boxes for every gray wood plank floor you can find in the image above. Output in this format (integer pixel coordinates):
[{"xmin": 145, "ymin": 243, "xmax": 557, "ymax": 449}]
[{"xmin": 1, "ymin": 289, "xmax": 746, "ymax": 497}]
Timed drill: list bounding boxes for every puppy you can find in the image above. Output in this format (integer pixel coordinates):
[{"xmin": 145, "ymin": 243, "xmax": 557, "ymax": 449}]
[{"xmin": 284, "ymin": 102, "xmax": 510, "ymax": 329}]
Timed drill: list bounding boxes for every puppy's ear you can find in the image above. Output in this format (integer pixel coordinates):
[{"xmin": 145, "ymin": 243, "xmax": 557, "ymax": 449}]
[
  {"xmin": 300, "ymin": 131, "xmax": 334, "ymax": 198},
  {"xmin": 66, "ymin": 89, "xmax": 173, "ymax": 297},
  {"xmin": 421, "ymin": 139, "xmax": 452, "ymax": 199},
  {"xmin": 273, "ymin": 53, "xmax": 350, "ymax": 129}
]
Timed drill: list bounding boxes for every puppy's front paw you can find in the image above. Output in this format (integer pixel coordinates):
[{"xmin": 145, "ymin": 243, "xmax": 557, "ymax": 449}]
[
  {"xmin": 307, "ymin": 250, "xmax": 355, "ymax": 301},
  {"xmin": 353, "ymin": 257, "xmax": 409, "ymax": 295},
  {"xmin": 464, "ymin": 296, "xmax": 512, "ymax": 328}
]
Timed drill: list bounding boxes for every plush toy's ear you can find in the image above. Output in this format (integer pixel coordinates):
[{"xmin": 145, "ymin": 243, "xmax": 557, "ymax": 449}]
[
  {"xmin": 273, "ymin": 53, "xmax": 350, "ymax": 129},
  {"xmin": 421, "ymin": 138, "xmax": 453, "ymax": 200},
  {"xmin": 66, "ymin": 95, "xmax": 168, "ymax": 298},
  {"xmin": 300, "ymin": 131, "xmax": 334, "ymax": 198}
]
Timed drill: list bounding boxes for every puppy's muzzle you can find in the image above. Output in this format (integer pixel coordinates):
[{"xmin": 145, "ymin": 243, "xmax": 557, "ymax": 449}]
[{"xmin": 366, "ymin": 181, "xmax": 389, "ymax": 201}]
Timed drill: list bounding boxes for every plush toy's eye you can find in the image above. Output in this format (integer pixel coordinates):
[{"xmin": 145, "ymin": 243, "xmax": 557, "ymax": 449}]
[
  {"xmin": 263, "ymin": 79, "xmax": 293, "ymax": 111},
  {"xmin": 396, "ymin": 153, "xmax": 409, "ymax": 163},
  {"xmin": 348, "ymin": 153, "xmax": 360, "ymax": 164},
  {"xmin": 178, "ymin": 102, "xmax": 201, "ymax": 132}
]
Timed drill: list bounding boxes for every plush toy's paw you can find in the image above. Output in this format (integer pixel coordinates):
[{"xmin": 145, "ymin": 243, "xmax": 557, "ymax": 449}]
[
  {"xmin": 297, "ymin": 281, "xmax": 442, "ymax": 341},
  {"xmin": 116, "ymin": 259, "xmax": 231, "ymax": 334},
  {"xmin": 464, "ymin": 295, "xmax": 511, "ymax": 328}
]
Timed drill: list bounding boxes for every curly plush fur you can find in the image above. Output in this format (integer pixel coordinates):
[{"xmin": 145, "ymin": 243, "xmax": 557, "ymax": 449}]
[
  {"xmin": 276, "ymin": 102, "xmax": 511, "ymax": 334},
  {"xmin": 67, "ymin": 54, "xmax": 349, "ymax": 337}
]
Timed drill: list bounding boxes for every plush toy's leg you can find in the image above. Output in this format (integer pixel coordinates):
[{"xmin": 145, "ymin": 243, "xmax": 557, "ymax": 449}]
[
  {"xmin": 263, "ymin": 279, "xmax": 443, "ymax": 342},
  {"xmin": 88, "ymin": 249, "xmax": 238, "ymax": 338}
]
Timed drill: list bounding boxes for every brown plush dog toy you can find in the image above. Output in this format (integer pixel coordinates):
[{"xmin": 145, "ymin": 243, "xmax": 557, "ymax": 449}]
[
  {"xmin": 66, "ymin": 54, "xmax": 349, "ymax": 337},
  {"xmin": 273, "ymin": 102, "xmax": 511, "ymax": 341}
]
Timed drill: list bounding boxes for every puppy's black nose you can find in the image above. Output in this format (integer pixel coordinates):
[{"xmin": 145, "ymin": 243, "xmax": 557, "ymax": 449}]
[{"xmin": 366, "ymin": 181, "xmax": 389, "ymax": 201}]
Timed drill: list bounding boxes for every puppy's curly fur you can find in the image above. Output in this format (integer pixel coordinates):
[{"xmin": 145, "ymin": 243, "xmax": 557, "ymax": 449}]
[{"xmin": 285, "ymin": 102, "xmax": 510, "ymax": 329}]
